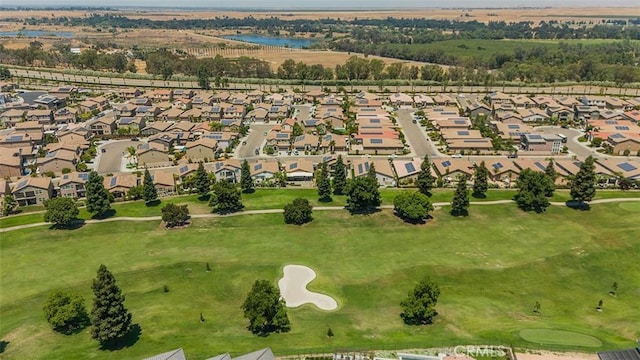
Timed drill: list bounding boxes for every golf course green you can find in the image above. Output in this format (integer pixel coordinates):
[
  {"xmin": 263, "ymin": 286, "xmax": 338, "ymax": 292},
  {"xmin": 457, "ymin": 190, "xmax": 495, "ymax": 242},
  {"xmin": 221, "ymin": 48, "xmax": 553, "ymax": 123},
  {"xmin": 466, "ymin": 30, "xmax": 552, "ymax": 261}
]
[{"xmin": 0, "ymin": 200, "xmax": 638, "ymax": 360}]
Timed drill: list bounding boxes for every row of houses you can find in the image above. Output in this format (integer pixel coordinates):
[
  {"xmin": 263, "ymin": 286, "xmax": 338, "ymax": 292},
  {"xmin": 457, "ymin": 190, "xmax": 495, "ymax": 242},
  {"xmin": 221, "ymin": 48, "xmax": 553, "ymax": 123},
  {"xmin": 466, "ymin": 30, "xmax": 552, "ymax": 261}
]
[{"xmin": 2, "ymin": 155, "xmax": 638, "ymax": 211}]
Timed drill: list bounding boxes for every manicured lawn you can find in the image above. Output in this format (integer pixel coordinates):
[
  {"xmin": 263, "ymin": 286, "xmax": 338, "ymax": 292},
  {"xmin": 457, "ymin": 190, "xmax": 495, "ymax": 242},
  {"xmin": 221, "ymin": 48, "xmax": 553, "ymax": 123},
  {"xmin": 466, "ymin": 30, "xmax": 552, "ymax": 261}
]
[
  {"xmin": 1, "ymin": 202, "xmax": 639, "ymax": 360},
  {"xmin": 2, "ymin": 188, "xmax": 637, "ymax": 228}
]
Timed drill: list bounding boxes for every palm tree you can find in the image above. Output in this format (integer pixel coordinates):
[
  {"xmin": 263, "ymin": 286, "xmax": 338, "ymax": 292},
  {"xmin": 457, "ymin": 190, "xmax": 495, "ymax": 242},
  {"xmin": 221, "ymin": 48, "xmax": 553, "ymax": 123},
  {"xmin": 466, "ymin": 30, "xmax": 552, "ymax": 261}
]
[{"xmin": 126, "ymin": 146, "xmax": 137, "ymax": 167}]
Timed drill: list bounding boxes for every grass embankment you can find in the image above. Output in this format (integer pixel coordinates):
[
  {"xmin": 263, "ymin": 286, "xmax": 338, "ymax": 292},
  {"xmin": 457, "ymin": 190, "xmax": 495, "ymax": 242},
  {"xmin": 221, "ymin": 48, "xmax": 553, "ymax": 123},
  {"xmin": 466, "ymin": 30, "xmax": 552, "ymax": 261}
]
[
  {"xmin": 1, "ymin": 202, "xmax": 639, "ymax": 359},
  {"xmin": 1, "ymin": 188, "xmax": 638, "ymax": 228}
]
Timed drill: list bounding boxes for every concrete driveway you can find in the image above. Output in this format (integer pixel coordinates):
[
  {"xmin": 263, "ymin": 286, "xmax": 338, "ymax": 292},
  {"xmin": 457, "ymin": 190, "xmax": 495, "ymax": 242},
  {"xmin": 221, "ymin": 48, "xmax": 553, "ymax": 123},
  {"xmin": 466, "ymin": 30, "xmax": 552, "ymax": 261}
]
[
  {"xmin": 237, "ymin": 124, "xmax": 277, "ymax": 158},
  {"xmin": 535, "ymin": 126, "xmax": 604, "ymax": 158}
]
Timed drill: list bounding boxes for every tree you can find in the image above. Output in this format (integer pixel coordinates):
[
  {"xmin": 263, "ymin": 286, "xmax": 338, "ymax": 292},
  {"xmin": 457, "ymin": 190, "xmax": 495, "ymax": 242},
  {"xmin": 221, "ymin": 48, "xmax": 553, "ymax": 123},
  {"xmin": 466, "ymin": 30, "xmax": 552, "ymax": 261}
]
[
  {"xmin": 345, "ymin": 176, "xmax": 381, "ymax": 213},
  {"xmin": 450, "ymin": 176, "xmax": 470, "ymax": 216},
  {"xmin": 197, "ymin": 65, "xmax": 211, "ymax": 90},
  {"xmin": 126, "ymin": 185, "xmax": 143, "ymax": 200},
  {"xmin": 44, "ymin": 197, "xmax": 79, "ymax": 228},
  {"xmin": 332, "ymin": 155, "xmax": 347, "ymax": 195},
  {"xmin": 209, "ymin": 180, "xmax": 244, "ymax": 214},
  {"xmin": 2, "ymin": 193, "xmax": 17, "ymax": 216},
  {"xmin": 142, "ymin": 168, "xmax": 158, "ymax": 205},
  {"xmin": 86, "ymin": 171, "xmax": 111, "ymax": 217},
  {"xmin": 472, "ymin": 161, "xmax": 489, "ymax": 198},
  {"xmin": 283, "ymin": 198, "xmax": 313, "ymax": 225},
  {"xmin": 416, "ymin": 155, "xmax": 435, "ymax": 196},
  {"xmin": 125, "ymin": 146, "xmax": 136, "ymax": 165},
  {"xmin": 400, "ymin": 276, "xmax": 440, "ymax": 325},
  {"xmin": 195, "ymin": 162, "xmax": 211, "ymax": 197},
  {"xmin": 161, "ymin": 203, "xmax": 190, "ymax": 228},
  {"xmin": 570, "ymin": 155, "xmax": 596, "ymax": 206},
  {"xmin": 242, "ymin": 279, "xmax": 290, "ymax": 336},
  {"xmin": 544, "ymin": 159, "xmax": 558, "ymax": 196},
  {"xmin": 0, "ymin": 66, "xmax": 11, "ymax": 80},
  {"xmin": 241, "ymin": 160, "xmax": 254, "ymax": 194},
  {"xmin": 393, "ymin": 191, "xmax": 434, "ymax": 223},
  {"xmin": 292, "ymin": 122, "xmax": 304, "ymax": 138},
  {"xmin": 316, "ymin": 162, "xmax": 332, "ymax": 202},
  {"xmin": 90, "ymin": 265, "xmax": 133, "ymax": 347},
  {"xmin": 514, "ymin": 169, "xmax": 554, "ymax": 212},
  {"xmin": 43, "ymin": 290, "xmax": 89, "ymax": 334}
]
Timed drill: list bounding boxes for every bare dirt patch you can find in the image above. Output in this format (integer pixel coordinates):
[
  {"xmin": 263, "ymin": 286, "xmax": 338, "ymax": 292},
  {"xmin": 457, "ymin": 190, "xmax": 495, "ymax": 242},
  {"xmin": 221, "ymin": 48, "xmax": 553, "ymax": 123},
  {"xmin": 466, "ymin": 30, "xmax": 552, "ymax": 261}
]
[{"xmin": 516, "ymin": 351, "xmax": 598, "ymax": 360}]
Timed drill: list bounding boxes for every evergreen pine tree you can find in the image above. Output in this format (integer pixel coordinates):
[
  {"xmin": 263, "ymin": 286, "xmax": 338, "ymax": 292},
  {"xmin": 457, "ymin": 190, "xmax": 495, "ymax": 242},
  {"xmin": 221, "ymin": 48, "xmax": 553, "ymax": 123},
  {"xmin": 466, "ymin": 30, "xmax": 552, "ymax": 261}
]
[
  {"xmin": 241, "ymin": 160, "xmax": 254, "ymax": 194},
  {"xmin": 332, "ymin": 155, "xmax": 347, "ymax": 195},
  {"xmin": 451, "ymin": 176, "xmax": 470, "ymax": 216},
  {"xmin": 570, "ymin": 155, "xmax": 597, "ymax": 206},
  {"xmin": 317, "ymin": 161, "xmax": 332, "ymax": 202},
  {"xmin": 544, "ymin": 160, "xmax": 557, "ymax": 197},
  {"xmin": 416, "ymin": 155, "xmax": 435, "ymax": 196},
  {"xmin": 86, "ymin": 171, "xmax": 111, "ymax": 217},
  {"xmin": 367, "ymin": 162, "xmax": 377, "ymax": 180},
  {"xmin": 90, "ymin": 265, "xmax": 133, "ymax": 348},
  {"xmin": 195, "ymin": 162, "xmax": 211, "ymax": 197},
  {"xmin": 143, "ymin": 168, "xmax": 158, "ymax": 204},
  {"xmin": 472, "ymin": 161, "xmax": 489, "ymax": 198}
]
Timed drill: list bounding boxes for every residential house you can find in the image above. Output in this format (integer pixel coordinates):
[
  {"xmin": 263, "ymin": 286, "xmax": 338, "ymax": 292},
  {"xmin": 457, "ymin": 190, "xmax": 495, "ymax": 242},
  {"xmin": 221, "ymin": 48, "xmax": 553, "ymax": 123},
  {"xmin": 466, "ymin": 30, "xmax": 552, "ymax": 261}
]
[
  {"xmin": 37, "ymin": 149, "xmax": 78, "ymax": 175},
  {"xmin": 148, "ymin": 171, "xmax": 176, "ymax": 197},
  {"xmin": 140, "ymin": 121, "xmax": 173, "ymax": 136},
  {"xmin": 185, "ymin": 138, "xmax": 218, "ymax": 162},
  {"xmin": 202, "ymin": 105, "xmax": 223, "ymax": 121},
  {"xmin": 173, "ymin": 97, "xmax": 193, "ymax": 111},
  {"xmin": 359, "ymin": 137, "xmax": 404, "ymax": 155},
  {"xmin": 79, "ymin": 100, "xmax": 100, "ymax": 114},
  {"xmin": 151, "ymin": 89, "xmax": 174, "ymax": 102},
  {"xmin": 432, "ymin": 94, "xmax": 457, "ymax": 106},
  {"xmin": 191, "ymin": 94, "xmax": 213, "ymax": 108},
  {"xmin": 606, "ymin": 133, "xmax": 640, "ymax": 155},
  {"xmin": 512, "ymin": 95, "xmax": 535, "ymax": 109},
  {"xmin": 621, "ymin": 110, "xmax": 640, "ymax": 124},
  {"xmin": 292, "ymin": 134, "xmax": 318, "ymax": 152},
  {"xmin": 514, "ymin": 158, "xmax": 571, "ymax": 186},
  {"xmin": 49, "ymin": 85, "xmax": 76, "ymax": 100},
  {"xmin": 53, "ymin": 107, "xmax": 80, "ymax": 124},
  {"xmin": 0, "ymin": 132, "xmax": 40, "ymax": 148},
  {"xmin": 148, "ymin": 132, "xmax": 187, "ymax": 149},
  {"xmin": 493, "ymin": 122, "xmax": 533, "ymax": 144},
  {"xmin": 245, "ymin": 108, "xmax": 268, "ymax": 123},
  {"xmin": 212, "ymin": 159, "xmax": 242, "ymax": 183},
  {"xmin": 118, "ymin": 116, "xmax": 146, "ymax": 133},
  {"xmin": 466, "ymin": 101, "xmax": 492, "ymax": 118},
  {"xmin": 135, "ymin": 105, "xmax": 162, "ymax": 119},
  {"xmin": 119, "ymin": 88, "xmax": 142, "ymax": 100},
  {"xmin": 25, "ymin": 109, "xmax": 53, "ymax": 124},
  {"xmin": 222, "ymin": 104, "xmax": 244, "ymax": 120},
  {"xmin": 351, "ymin": 158, "xmax": 396, "ymax": 187},
  {"xmin": 283, "ymin": 159, "xmax": 315, "ymax": 181},
  {"xmin": 14, "ymin": 120, "xmax": 43, "ymax": 133},
  {"xmin": 88, "ymin": 115, "xmax": 117, "ymax": 136},
  {"xmin": 1, "ymin": 108, "xmax": 26, "ymax": 127},
  {"xmin": 137, "ymin": 143, "xmax": 170, "ymax": 167},
  {"xmin": 0, "ymin": 146, "xmax": 24, "ymax": 178},
  {"xmin": 168, "ymin": 121, "xmax": 196, "ymax": 133},
  {"xmin": 413, "ymin": 94, "xmax": 435, "ymax": 108},
  {"xmin": 595, "ymin": 158, "xmax": 640, "ymax": 181},
  {"xmin": 434, "ymin": 117, "xmax": 471, "ymax": 130},
  {"xmin": 484, "ymin": 159, "xmax": 520, "ymax": 183},
  {"xmin": 159, "ymin": 108, "xmax": 184, "ymax": 121},
  {"xmin": 266, "ymin": 131, "xmax": 291, "ymax": 152},
  {"xmin": 58, "ymin": 172, "xmax": 89, "ymax": 199},
  {"xmin": 520, "ymin": 133, "xmax": 562, "ymax": 153},
  {"xmin": 388, "ymin": 93, "xmax": 414, "ymax": 107},
  {"xmin": 33, "ymin": 94, "xmax": 62, "ymax": 109},
  {"xmin": 581, "ymin": 95, "xmax": 607, "ymax": 109},
  {"xmin": 250, "ymin": 160, "xmax": 281, "ymax": 182},
  {"xmin": 103, "ymin": 173, "xmax": 138, "ymax": 199},
  {"xmin": 304, "ymin": 89, "xmax": 325, "ymax": 102},
  {"xmin": 131, "ymin": 97, "xmax": 152, "ymax": 107},
  {"xmin": 246, "ymin": 89, "xmax": 264, "ymax": 103},
  {"xmin": 56, "ymin": 128, "xmax": 91, "ymax": 149},
  {"xmin": 319, "ymin": 134, "xmax": 348, "ymax": 153},
  {"xmin": 556, "ymin": 96, "xmax": 582, "ymax": 109},
  {"xmin": 487, "ymin": 92, "xmax": 513, "ymax": 106},
  {"xmin": 546, "ymin": 106, "xmax": 574, "ymax": 122},
  {"xmin": 173, "ymin": 89, "xmax": 194, "ymax": 99},
  {"xmin": 432, "ymin": 158, "xmax": 474, "ymax": 183},
  {"xmin": 393, "ymin": 158, "xmax": 425, "ymax": 185},
  {"xmin": 112, "ymin": 103, "xmax": 137, "ymax": 118},
  {"xmin": 519, "ymin": 108, "xmax": 550, "ymax": 122},
  {"xmin": 200, "ymin": 132, "xmax": 235, "ymax": 150},
  {"xmin": 12, "ymin": 176, "xmax": 53, "ymax": 206},
  {"xmin": 0, "ymin": 179, "xmax": 11, "ymax": 210},
  {"xmin": 178, "ymin": 108, "xmax": 203, "ymax": 122}
]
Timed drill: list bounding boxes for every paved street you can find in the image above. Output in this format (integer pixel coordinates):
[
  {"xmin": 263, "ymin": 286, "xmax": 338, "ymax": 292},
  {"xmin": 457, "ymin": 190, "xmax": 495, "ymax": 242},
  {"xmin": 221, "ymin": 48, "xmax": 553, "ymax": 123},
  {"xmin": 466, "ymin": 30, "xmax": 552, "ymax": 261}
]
[
  {"xmin": 395, "ymin": 108, "xmax": 441, "ymax": 158},
  {"xmin": 535, "ymin": 126, "xmax": 607, "ymax": 158},
  {"xmin": 292, "ymin": 104, "xmax": 312, "ymax": 120},
  {"xmin": 95, "ymin": 140, "xmax": 140, "ymax": 173},
  {"xmin": 237, "ymin": 124, "xmax": 276, "ymax": 158}
]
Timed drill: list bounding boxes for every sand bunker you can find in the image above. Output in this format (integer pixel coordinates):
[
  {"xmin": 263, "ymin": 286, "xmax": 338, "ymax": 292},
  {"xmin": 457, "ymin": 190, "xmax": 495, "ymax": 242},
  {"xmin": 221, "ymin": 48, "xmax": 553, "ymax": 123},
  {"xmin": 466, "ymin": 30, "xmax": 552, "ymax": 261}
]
[{"xmin": 278, "ymin": 265, "xmax": 338, "ymax": 311}]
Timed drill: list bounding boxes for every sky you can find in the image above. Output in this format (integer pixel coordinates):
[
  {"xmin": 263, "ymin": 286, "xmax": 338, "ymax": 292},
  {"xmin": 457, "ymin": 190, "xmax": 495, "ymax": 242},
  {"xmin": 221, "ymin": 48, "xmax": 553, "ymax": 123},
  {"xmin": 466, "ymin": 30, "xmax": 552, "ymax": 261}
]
[{"xmin": 4, "ymin": 0, "xmax": 640, "ymax": 8}]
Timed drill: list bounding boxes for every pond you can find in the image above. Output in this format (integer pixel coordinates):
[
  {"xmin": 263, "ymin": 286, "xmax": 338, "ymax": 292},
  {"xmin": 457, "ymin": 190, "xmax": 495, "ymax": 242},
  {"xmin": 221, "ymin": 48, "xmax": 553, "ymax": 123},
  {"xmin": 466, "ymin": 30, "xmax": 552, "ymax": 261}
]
[
  {"xmin": 222, "ymin": 34, "xmax": 317, "ymax": 49},
  {"xmin": 0, "ymin": 30, "xmax": 74, "ymax": 38}
]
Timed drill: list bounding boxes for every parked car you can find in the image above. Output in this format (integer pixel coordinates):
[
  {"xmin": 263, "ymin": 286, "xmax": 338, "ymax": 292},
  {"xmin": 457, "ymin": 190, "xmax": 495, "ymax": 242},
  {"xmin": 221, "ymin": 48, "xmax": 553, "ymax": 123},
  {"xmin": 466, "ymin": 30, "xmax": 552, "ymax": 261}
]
[
  {"xmin": 131, "ymin": 137, "xmax": 139, "ymax": 141},
  {"xmin": 452, "ymin": 154, "xmax": 462, "ymax": 158}
]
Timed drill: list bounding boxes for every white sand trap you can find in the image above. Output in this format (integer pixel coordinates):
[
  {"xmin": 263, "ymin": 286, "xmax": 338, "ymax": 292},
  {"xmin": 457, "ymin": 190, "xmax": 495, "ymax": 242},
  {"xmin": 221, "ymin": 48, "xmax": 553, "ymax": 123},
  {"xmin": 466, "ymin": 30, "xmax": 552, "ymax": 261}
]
[{"xmin": 278, "ymin": 265, "xmax": 338, "ymax": 311}]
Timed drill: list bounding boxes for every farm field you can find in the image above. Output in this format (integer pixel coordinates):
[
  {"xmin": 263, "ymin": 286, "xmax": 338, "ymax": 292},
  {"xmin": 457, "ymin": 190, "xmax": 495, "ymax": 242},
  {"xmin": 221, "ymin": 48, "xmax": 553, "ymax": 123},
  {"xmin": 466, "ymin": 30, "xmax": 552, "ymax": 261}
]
[{"xmin": 1, "ymin": 202, "xmax": 639, "ymax": 359}]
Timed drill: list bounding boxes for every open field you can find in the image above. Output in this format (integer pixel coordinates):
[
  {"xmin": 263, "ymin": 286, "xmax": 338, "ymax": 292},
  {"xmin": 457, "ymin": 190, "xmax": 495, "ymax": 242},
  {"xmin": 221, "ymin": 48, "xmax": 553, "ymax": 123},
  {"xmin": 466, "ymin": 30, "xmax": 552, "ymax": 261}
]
[
  {"xmin": 1, "ymin": 7, "xmax": 640, "ymax": 23},
  {"xmin": 1, "ymin": 201, "xmax": 639, "ymax": 359}
]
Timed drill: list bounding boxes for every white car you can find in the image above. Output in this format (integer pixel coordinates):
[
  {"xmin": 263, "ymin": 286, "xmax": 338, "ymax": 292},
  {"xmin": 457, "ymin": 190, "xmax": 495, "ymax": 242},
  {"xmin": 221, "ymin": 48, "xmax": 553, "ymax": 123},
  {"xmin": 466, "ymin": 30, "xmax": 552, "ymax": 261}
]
[{"xmin": 452, "ymin": 154, "xmax": 463, "ymax": 158}]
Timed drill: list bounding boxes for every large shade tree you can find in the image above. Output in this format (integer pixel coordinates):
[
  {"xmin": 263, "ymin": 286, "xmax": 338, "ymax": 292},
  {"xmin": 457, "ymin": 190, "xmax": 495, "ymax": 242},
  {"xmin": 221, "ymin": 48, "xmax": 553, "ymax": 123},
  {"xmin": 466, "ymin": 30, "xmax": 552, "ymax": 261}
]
[
  {"xmin": 242, "ymin": 279, "xmax": 290, "ymax": 336},
  {"xmin": 400, "ymin": 276, "xmax": 441, "ymax": 325},
  {"xmin": 86, "ymin": 171, "xmax": 111, "ymax": 217},
  {"xmin": 570, "ymin": 155, "xmax": 597, "ymax": 206},
  {"xmin": 90, "ymin": 265, "xmax": 133, "ymax": 348}
]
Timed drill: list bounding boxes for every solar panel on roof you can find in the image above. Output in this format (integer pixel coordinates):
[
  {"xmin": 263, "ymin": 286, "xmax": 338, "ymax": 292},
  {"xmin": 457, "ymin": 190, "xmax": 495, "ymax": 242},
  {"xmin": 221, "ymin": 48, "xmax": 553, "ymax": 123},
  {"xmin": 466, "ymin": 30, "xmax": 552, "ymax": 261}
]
[
  {"xmin": 605, "ymin": 120, "xmax": 617, "ymax": 124},
  {"xmin": 365, "ymin": 163, "xmax": 370, "ymax": 172},
  {"xmin": 110, "ymin": 177, "xmax": 117, "ymax": 187},
  {"xmin": 276, "ymin": 133, "xmax": 288, "ymax": 139},
  {"xmin": 615, "ymin": 126, "xmax": 630, "ymax": 131},
  {"xmin": 295, "ymin": 135, "xmax": 305, "ymax": 142},
  {"xmin": 508, "ymin": 124, "xmax": 519, "ymax": 129},
  {"xmin": 442, "ymin": 160, "xmax": 451, "ymax": 167},
  {"xmin": 9, "ymin": 135, "xmax": 23, "ymax": 141},
  {"xmin": 357, "ymin": 164, "xmax": 364, "ymax": 174},
  {"xmin": 493, "ymin": 162, "xmax": 503, "ymax": 169},
  {"xmin": 528, "ymin": 134, "xmax": 543, "ymax": 139},
  {"xmin": 610, "ymin": 133, "xmax": 624, "ymax": 139},
  {"xmin": 371, "ymin": 118, "xmax": 380, "ymax": 123},
  {"xmin": 458, "ymin": 131, "xmax": 470, "ymax": 136},
  {"xmin": 618, "ymin": 162, "xmax": 637, "ymax": 172},
  {"xmin": 79, "ymin": 173, "xmax": 89, "ymax": 180},
  {"xmin": 16, "ymin": 179, "xmax": 28, "ymax": 189},
  {"xmin": 215, "ymin": 162, "xmax": 223, "ymax": 170},
  {"xmin": 454, "ymin": 119, "xmax": 467, "ymax": 124},
  {"xmin": 404, "ymin": 163, "xmax": 416, "ymax": 173},
  {"xmin": 45, "ymin": 151, "xmax": 57, "ymax": 158},
  {"xmin": 289, "ymin": 163, "xmax": 297, "ymax": 170},
  {"xmin": 370, "ymin": 139, "xmax": 383, "ymax": 144},
  {"xmin": 180, "ymin": 165, "xmax": 188, "ymax": 173},
  {"xmin": 534, "ymin": 162, "xmax": 546, "ymax": 171},
  {"xmin": 254, "ymin": 164, "xmax": 262, "ymax": 171}
]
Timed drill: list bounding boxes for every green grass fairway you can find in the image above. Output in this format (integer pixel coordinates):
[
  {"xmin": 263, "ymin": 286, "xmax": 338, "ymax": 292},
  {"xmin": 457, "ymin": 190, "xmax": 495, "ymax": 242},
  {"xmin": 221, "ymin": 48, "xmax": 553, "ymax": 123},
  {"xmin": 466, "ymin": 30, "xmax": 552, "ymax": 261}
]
[
  {"xmin": 519, "ymin": 329, "xmax": 602, "ymax": 347},
  {"xmin": 618, "ymin": 202, "xmax": 640, "ymax": 212},
  {"xmin": 1, "ymin": 203, "xmax": 639, "ymax": 359}
]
